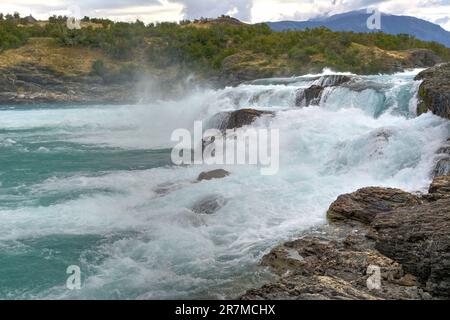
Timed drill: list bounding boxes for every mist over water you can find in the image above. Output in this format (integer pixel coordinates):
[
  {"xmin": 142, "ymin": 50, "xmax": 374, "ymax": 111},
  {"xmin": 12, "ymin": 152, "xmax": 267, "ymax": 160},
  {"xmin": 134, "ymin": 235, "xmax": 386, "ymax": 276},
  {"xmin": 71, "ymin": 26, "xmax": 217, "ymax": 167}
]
[{"xmin": 0, "ymin": 69, "xmax": 448, "ymax": 299}]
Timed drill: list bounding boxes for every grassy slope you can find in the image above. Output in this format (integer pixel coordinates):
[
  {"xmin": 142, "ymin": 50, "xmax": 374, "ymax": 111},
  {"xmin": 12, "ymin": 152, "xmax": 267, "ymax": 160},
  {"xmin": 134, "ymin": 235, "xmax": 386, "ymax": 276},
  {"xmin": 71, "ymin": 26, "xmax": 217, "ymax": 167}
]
[{"xmin": 0, "ymin": 17, "xmax": 449, "ymax": 82}]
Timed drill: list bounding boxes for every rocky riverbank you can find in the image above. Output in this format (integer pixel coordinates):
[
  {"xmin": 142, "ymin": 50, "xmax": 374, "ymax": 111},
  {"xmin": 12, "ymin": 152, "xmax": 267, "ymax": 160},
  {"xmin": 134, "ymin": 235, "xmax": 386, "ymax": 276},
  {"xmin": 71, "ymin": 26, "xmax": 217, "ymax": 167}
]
[
  {"xmin": 241, "ymin": 63, "xmax": 450, "ymax": 300},
  {"xmin": 241, "ymin": 175, "xmax": 450, "ymax": 300}
]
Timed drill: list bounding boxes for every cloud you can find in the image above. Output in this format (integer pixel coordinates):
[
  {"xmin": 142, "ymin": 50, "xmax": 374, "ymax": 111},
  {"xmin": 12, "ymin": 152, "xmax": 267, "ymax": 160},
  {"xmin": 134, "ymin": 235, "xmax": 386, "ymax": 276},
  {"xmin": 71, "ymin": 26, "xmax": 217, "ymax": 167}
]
[
  {"xmin": 172, "ymin": 0, "xmax": 253, "ymax": 21},
  {"xmin": 0, "ymin": 0, "xmax": 449, "ymax": 30},
  {"xmin": 435, "ymin": 16, "xmax": 450, "ymax": 24}
]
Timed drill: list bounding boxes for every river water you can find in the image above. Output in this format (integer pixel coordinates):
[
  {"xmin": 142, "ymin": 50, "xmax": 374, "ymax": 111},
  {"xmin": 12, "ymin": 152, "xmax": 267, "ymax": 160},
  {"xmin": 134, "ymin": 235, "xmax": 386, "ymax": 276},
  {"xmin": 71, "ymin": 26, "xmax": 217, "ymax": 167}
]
[{"xmin": 0, "ymin": 69, "xmax": 448, "ymax": 299}]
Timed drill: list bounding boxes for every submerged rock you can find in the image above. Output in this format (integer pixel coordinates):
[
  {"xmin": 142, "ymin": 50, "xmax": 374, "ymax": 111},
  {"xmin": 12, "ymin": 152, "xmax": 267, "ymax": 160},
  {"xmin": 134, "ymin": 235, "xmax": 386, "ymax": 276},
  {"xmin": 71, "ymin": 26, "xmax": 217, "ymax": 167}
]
[
  {"xmin": 197, "ymin": 169, "xmax": 230, "ymax": 181},
  {"xmin": 191, "ymin": 194, "xmax": 227, "ymax": 215},
  {"xmin": 327, "ymin": 187, "xmax": 422, "ymax": 224},
  {"xmin": 415, "ymin": 63, "xmax": 450, "ymax": 119}
]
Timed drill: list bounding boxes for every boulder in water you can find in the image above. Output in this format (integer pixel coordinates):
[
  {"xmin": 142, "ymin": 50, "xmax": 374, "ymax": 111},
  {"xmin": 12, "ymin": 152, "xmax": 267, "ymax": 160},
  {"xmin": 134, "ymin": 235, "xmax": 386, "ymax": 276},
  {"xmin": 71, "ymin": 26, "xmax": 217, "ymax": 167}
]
[
  {"xmin": 295, "ymin": 85, "xmax": 324, "ymax": 106},
  {"xmin": 295, "ymin": 75, "xmax": 353, "ymax": 107},
  {"xmin": 197, "ymin": 169, "xmax": 230, "ymax": 181},
  {"xmin": 208, "ymin": 108, "xmax": 273, "ymax": 131},
  {"xmin": 226, "ymin": 109, "xmax": 272, "ymax": 129},
  {"xmin": 428, "ymin": 175, "xmax": 450, "ymax": 200},
  {"xmin": 314, "ymin": 75, "xmax": 352, "ymax": 87}
]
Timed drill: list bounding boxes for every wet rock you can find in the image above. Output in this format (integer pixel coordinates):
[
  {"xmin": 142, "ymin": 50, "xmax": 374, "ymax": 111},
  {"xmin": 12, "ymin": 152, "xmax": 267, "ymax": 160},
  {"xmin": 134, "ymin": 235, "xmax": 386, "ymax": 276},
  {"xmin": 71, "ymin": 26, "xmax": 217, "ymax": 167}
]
[
  {"xmin": 295, "ymin": 85, "xmax": 323, "ymax": 106},
  {"xmin": 428, "ymin": 175, "xmax": 450, "ymax": 200},
  {"xmin": 314, "ymin": 75, "xmax": 352, "ymax": 87},
  {"xmin": 197, "ymin": 169, "xmax": 230, "ymax": 181},
  {"xmin": 435, "ymin": 159, "xmax": 450, "ymax": 177},
  {"xmin": 242, "ymin": 274, "xmax": 380, "ymax": 300},
  {"xmin": 209, "ymin": 109, "xmax": 273, "ymax": 131},
  {"xmin": 327, "ymin": 187, "xmax": 422, "ymax": 224},
  {"xmin": 241, "ymin": 224, "xmax": 422, "ymax": 300},
  {"xmin": 295, "ymin": 75, "xmax": 352, "ymax": 107},
  {"xmin": 434, "ymin": 145, "xmax": 450, "ymax": 177},
  {"xmin": 191, "ymin": 194, "xmax": 227, "ymax": 215},
  {"xmin": 372, "ymin": 198, "xmax": 450, "ymax": 297},
  {"xmin": 415, "ymin": 63, "xmax": 450, "ymax": 119}
]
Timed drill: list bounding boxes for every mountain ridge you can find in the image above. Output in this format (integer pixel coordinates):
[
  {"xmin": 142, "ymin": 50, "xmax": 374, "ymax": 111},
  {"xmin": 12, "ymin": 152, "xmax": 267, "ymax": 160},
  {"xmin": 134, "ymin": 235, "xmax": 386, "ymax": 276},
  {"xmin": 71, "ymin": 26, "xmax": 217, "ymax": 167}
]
[{"xmin": 268, "ymin": 10, "xmax": 450, "ymax": 48}]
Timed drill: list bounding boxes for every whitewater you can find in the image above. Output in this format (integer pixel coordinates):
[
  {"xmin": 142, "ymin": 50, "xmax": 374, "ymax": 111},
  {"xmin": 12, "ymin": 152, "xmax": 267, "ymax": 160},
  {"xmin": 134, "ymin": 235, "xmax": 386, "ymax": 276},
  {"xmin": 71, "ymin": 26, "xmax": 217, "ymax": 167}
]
[{"xmin": 0, "ymin": 69, "xmax": 448, "ymax": 299}]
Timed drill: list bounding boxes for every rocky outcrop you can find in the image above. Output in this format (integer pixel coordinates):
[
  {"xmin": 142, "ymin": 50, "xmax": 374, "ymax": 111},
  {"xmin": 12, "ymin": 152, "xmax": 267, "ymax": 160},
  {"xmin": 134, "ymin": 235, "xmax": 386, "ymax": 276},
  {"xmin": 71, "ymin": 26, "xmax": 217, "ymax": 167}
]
[
  {"xmin": 415, "ymin": 63, "xmax": 450, "ymax": 119},
  {"xmin": 242, "ymin": 223, "xmax": 424, "ymax": 300},
  {"xmin": 295, "ymin": 75, "xmax": 352, "ymax": 107},
  {"xmin": 434, "ymin": 144, "xmax": 450, "ymax": 177},
  {"xmin": 197, "ymin": 169, "xmax": 230, "ymax": 181},
  {"xmin": 373, "ymin": 198, "xmax": 450, "ymax": 297},
  {"xmin": 428, "ymin": 175, "xmax": 450, "ymax": 200},
  {"xmin": 242, "ymin": 175, "xmax": 450, "ymax": 300},
  {"xmin": 0, "ymin": 63, "xmax": 137, "ymax": 104},
  {"xmin": 327, "ymin": 187, "xmax": 422, "ymax": 224}
]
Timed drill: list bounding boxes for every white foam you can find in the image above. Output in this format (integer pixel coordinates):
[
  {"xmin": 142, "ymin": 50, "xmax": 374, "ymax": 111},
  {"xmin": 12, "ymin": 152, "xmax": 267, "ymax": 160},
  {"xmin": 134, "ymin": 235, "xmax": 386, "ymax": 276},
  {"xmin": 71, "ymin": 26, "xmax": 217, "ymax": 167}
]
[{"xmin": 0, "ymin": 71, "xmax": 448, "ymax": 299}]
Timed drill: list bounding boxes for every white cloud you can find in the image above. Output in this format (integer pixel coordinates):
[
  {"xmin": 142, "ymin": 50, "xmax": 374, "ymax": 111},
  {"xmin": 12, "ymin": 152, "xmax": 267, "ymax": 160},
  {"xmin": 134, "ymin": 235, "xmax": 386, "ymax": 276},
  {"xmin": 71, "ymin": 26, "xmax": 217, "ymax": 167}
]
[
  {"xmin": 0, "ymin": 0, "xmax": 449, "ymax": 30},
  {"xmin": 173, "ymin": 0, "xmax": 253, "ymax": 21}
]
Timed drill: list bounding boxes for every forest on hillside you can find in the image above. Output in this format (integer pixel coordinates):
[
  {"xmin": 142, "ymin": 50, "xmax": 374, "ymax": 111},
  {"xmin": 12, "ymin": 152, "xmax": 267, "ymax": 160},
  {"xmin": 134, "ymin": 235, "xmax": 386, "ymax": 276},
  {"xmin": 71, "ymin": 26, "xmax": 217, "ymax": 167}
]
[{"xmin": 1, "ymin": 13, "xmax": 450, "ymax": 76}]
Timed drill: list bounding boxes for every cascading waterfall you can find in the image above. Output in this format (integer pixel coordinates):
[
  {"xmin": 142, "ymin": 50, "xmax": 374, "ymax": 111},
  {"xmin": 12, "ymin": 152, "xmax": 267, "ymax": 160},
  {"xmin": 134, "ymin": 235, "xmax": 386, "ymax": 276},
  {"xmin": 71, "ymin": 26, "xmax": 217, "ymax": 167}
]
[{"xmin": 0, "ymin": 69, "xmax": 448, "ymax": 299}]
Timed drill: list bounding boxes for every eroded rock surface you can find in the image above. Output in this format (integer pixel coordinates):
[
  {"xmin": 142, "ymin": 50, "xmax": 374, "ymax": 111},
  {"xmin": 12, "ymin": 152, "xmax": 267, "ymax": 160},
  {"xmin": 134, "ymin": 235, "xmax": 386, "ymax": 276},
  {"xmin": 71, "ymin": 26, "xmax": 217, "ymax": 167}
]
[
  {"xmin": 327, "ymin": 187, "xmax": 422, "ymax": 224},
  {"xmin": 242, "ymin": 224, "xmax": 423, "ymax": 300},
  {"xmin": 373, "ymin": 198, "xmax": 450, "ymax": 297},
  {"xmin": 415, "ymin": 63, "xmax": 450, "ymax": 119}
]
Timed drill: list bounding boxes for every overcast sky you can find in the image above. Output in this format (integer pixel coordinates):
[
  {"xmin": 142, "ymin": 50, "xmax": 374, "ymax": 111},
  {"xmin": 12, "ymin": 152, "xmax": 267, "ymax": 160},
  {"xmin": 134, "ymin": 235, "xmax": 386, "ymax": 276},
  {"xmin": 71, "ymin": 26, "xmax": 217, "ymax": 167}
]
[{"xmin": 1, "ymin": 0, "xmax": 449, "ymax": 30}]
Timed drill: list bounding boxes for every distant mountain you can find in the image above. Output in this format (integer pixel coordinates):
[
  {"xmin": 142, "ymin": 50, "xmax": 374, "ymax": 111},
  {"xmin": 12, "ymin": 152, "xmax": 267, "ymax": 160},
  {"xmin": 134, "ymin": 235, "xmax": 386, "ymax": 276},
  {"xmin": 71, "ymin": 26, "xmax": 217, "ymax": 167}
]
[{"xmin": 268, "ymin": 10, "xmax": 450, "ymax": 48}]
